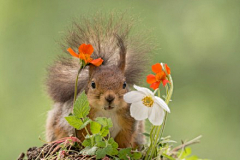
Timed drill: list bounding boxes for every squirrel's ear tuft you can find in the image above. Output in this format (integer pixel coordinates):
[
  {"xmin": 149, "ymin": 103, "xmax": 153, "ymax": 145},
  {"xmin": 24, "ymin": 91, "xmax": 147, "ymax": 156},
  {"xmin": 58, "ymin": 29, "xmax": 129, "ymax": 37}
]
[
  {"xmin": 116, "ymin": 34, "xmax": 126, "ymax": 73},
  {"xmin": 88, "ymin": 64, "xmax": 97, "ymax": 78}
]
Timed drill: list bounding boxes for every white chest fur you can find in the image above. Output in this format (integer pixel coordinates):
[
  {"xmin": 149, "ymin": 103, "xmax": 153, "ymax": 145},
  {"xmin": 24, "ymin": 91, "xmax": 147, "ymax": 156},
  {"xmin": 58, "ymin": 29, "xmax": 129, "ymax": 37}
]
[{"xmin": 94, "ymin": 110, "xmax": 121, "ymax": 138}]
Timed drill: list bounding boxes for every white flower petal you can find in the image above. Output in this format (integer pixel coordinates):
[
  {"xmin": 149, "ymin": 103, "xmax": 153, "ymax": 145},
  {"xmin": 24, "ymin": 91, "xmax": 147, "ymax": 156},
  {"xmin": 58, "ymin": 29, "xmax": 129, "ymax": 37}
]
[
  {"xmin": 133, "ymin": 84, "xmax": 153, "ymax": 96},
  {"xmin": 123, "ymin": 91, "xmax": 144, "ymax": 103},
  {"xmin": 154, "ymin": 96, "xmax": 170, "ymax": 113},
  {"xmin": 148, "ymin": 103, "xmax": 165, "ymax": 126},
  {"xmin": 130, "ymin": 101, "xmax": 149, "ymax": 120},
  {"xmin": 148, "ymin": 107, "xmax": 153, "ymax": 117}
]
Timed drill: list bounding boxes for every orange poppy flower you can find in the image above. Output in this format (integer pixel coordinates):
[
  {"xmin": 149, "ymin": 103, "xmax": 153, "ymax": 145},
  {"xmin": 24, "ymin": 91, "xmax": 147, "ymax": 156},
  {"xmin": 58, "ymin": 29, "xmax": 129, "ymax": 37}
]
[
  {"xmin": 67, "ymin": 44, "xmax": 103, "ymax": 66},
  {"xmin": 146, "ymin": 63, "xmax": 171, "ymax": 90}
]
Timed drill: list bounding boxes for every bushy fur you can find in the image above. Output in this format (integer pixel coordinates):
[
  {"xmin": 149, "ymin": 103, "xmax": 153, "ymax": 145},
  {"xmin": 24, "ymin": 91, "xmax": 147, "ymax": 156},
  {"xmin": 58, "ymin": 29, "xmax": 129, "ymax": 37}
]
[{"xmin": 46, "ymin": 13, "xmax": 152, "ymax": 103}]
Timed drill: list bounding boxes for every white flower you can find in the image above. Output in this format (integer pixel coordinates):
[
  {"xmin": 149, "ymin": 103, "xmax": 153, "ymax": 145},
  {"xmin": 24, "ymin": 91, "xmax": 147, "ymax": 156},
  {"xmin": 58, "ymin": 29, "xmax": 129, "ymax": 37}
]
[{"xmin": 123, "ymin": 85, "xmax": 170, "ymax": 126}]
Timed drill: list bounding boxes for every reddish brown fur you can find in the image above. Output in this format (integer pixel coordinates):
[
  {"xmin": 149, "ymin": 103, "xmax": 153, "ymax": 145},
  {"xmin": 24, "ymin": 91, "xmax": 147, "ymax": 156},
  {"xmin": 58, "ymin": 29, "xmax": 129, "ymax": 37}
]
[{"xmin": 115, "ymin": 108, "xmax": 138, "ymax": 148}]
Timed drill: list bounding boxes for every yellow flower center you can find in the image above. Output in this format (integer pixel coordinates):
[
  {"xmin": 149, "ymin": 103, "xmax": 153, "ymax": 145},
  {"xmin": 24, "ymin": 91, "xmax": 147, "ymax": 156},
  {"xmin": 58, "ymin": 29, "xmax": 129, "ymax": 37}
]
[{"xmin": 142, "ymin": 96, "xmax": 154, "ymax": 107}]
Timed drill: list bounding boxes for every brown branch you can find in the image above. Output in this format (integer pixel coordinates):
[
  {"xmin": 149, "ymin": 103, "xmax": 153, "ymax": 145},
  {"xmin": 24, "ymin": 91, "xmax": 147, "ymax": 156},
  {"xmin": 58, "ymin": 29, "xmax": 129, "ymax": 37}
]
[{"xmin": 170, "ymin": 135, "xmax": 202, "ymax": 155}]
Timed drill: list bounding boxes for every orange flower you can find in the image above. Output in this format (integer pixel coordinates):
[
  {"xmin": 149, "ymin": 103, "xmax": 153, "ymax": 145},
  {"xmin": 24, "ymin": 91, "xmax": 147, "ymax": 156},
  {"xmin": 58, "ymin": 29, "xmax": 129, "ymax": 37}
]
[
  {"xmin": 146, "ymin": 63, "xmax": 171, "ymax": 90},
  {"xmin": 67, "ymin": 44, "xmax": 103, "ymax": 66}
]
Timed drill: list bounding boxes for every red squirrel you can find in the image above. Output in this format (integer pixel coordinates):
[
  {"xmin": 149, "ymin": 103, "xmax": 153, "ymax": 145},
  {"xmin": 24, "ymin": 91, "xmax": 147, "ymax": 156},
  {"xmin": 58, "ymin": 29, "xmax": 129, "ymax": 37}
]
[{"xmin": 45, "ymin": 14, "xmax": 153, "ymax": 148}]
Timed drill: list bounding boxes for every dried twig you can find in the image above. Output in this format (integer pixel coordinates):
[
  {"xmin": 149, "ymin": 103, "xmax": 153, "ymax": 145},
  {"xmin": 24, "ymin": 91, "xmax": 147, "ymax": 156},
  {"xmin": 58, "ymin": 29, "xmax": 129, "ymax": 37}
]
[{"xmin": 170, "ymin": 135, "xmax": 202, "ymax": 155}]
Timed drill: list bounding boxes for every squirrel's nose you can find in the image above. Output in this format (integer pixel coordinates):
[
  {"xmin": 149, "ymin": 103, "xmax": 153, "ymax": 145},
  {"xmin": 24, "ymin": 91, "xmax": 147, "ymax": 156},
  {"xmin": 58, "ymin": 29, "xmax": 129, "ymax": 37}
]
[{"xmin": 105, "ymin": 95, "xmax": 115, "ymax": 103}]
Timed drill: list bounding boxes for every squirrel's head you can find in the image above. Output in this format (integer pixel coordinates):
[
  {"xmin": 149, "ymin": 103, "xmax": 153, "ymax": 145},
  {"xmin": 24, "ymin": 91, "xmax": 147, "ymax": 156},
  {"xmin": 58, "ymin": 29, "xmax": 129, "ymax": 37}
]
[
  {"xmin": 87, "ymin": 66, "xmax": 128, "ymax": 111},
  {"xmin": 87, "ymin": 35, "xmax": 128, "ymax": 111}
]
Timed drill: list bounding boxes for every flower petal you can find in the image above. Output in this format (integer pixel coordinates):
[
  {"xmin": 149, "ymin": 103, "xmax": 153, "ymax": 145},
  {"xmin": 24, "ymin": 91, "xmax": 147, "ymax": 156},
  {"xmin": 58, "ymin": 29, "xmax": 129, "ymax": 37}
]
[
  {"xmin": 133, "ymin": 85, "xmax": 153, "ymax": 96},
  {"xmin": 152, "ymin": 63, "xmax": 162, "ymax": 74},
  {"xmin": 67, "ymin": 48, "xmax": 79, "ymax": 58},
  {"xmin": 150, "ymin": 82, "xmax": 160, "ymax": 90},
  {"xmin": 148, "ymin": 103, "xmax": 165, "ymax": 126},
  {"xmin": 90, "ymin": 58, "xmax": 103, "ymax": 66},
  {"xmin": 165, "ymin": 64, "xmax": 171, "ymax": 74},
  {"xmin": 162, "ymin": 79, "xmax": 169, "ymax": 86},
  {"xmin": 154, "ymin": 96, "xmax": 170, "ymax": 113},
  {"xmin": 79, "ymin": 44, "xmax": 94, "ymax": 55},
  {"xmin": 130, "ymin": 101, "xmax": 149, "ymax": 120},
  {"xmin": 123, "ymin": 91, "xmax": 144, "ymax": 103},
  {"xmin": 146, "ymin": 74, "xmax": 156, "ymax": 84},
  {"xmin": 79, "ymin": 52, "xmax": 87, "ymax": 63}
]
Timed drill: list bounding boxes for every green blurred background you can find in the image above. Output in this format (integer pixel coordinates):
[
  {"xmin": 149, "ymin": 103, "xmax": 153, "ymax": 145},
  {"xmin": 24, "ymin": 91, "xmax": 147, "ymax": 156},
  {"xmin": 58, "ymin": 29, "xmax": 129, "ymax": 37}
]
[{"xmin": 1, "ymin": 0, "xmax": 239, "ymax": 159}]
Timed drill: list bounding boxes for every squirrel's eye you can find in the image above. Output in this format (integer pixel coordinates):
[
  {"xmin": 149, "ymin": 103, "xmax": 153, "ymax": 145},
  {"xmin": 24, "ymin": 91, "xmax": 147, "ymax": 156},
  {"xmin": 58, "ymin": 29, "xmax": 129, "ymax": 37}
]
[
  {"xmin": 123, "ymin": 81, "xmax": 127, "ymax": 89},
  {"xmin": 91, "ymin": 81, "xmax": 96, "ymax": 89}
]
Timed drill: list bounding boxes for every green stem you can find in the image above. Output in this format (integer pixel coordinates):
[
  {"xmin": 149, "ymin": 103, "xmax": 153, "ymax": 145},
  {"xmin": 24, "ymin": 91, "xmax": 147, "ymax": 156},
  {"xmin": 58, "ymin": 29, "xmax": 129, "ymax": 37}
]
[
  {"xmin": 145, "ymin": 74, "xmax": 174, "ymax": 160},
  {"xmin": 73, "ymin": 66, "xmax": 83, "ymax": 103},
  {"xmin": 158, "ymin": 75, "xmax": 173, "ymax": 139},
  {"xmin": 148, "ymin": 89, "xmax": 162, "ymax": 158},
  {"xmin": 159, "ymin": 74, "xmax": 173, "ymax": 138},
  {"xmin": 145, "ymin": 89, "xmax": 162, "ymax": 159},
  {"xmin": 145, "ymin": 126, "xmax": 153, "ymax": 159},
  {"xmin": 159, "ymin": 112, "xmax": 168, "ymax": 139},
  {"xmin": 73, "ymin": 65, "xmax": 83, "ymax": 138},
  {"xmin": 150, "ymin": 126, "xmax": 161, "ymax": 159}
]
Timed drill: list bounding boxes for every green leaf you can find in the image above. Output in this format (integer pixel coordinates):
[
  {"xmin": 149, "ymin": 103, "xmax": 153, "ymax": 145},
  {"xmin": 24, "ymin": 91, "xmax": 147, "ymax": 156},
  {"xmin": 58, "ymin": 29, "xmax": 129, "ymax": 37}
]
[
  {"xmin": 118, "ymin": 148, "xmax": 132, "ymax": 160},
  {"xmin": 96, "ymin": 148, "xmax": 107, "ymax": 159},
  {"xmin": 79, "ymin": 117, "xmax": 92, "ymax": 130},
  {"xmin": 186, "ymin": 156, "xmax": 199, "ymax": 160},
  {"xmin": 162, "ymin": 153, "xmax": 175, "ymax": 160},
  {"xmin": 73, "ymin": 92, "xmax": 90, "ymax": 118},
  {"xmin": 143, "ymin": 132, "xmax": 150, "ymax": 137},
  {"xmin": 106, "ymin": 118, "xmax": 113, "ymax": 128},
  {"xmin": 96, "ymin": 141, "xmax": 106, "ymax": 148},
  {"xmin": 108, "ymin": 138, "xmax": 118, "ymax": 149},
  {"xmin": 96, "ymin": 145, "xmax": 114, "ymax": 159},
  {"xmin": 105, "ymin": 145, "xmax": 113, "ymax": 155},
  {"xmin": 82, "ymin": 139, "xmax": 92, "ymax": 147},
  {"xmin": 65, "ymin": 116, "xmax": 83, "ymax": 129},
  {"xmin": 90, "ymin": 121, "xmax": 102, "ymax": 134},
  {"xmin": 179, "ymin": 147, "xmax": 192, "ymax": 158},
  {"xmin": 133, "ymin": 152, "xmax": 142, "ymax": 159},
  {"xmin": 80, "ymin": 146, "xmax": 98, "ymax": 155},
  {"xmin": 100, "ymin": 126, "xmax": 109, "ymax": 137},
  {"xmin": 94, "ymin": 134, "xmax": 102, "ymax": 141},
  {"xmin": 110, "ymin": 148, "xmax": 118, "ymax": 156},
  {"xmin": 96, "ymin": 117, "xmax": 113, "ymax": 128},
  {"xmin": 95, "ymin": 117, "xmax": 107, "ymax": 126},
  {"xmin": 94, "ymin": 134, "xmax": 106, "ymax": 147}
]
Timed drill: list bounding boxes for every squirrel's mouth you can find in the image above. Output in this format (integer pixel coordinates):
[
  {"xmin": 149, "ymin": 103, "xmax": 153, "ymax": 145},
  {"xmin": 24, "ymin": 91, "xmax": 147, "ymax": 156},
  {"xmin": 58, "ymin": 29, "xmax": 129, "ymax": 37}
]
[{"xmin": 104, "ymin": 106, "xmax": 114, "ymax": 110}]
